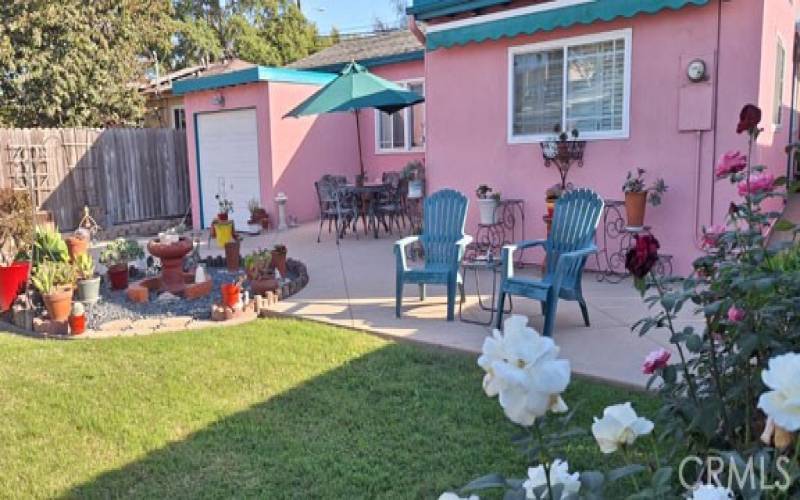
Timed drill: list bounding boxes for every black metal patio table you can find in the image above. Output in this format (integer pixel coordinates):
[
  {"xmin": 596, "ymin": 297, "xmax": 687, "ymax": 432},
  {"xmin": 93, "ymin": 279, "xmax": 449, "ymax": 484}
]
[{"xmin": 341, "ymin": 183, "xmax": 389, "ymax": 239}]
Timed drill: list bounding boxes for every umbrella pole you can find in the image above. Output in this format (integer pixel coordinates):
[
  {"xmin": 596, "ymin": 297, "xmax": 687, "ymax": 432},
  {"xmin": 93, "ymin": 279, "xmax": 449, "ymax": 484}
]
[{"xmin": 354, "ymin": 110, "xmax": 364, "ymax": 177}]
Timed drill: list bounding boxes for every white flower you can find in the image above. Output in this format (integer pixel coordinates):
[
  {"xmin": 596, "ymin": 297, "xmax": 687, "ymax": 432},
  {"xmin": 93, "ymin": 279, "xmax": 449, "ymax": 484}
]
[
  {"xmin": 689, "ymin": 484, "xmax": 733, "ymax": 499},
  {"xmin": 523, "ymin": 459, "xmax": 580, "ymax": 499},
  {"xmin": 591, "ymin": 402, "xmax": 654, "ymax": 454},
  {"xmin": 757, "ymin": 352, "xmax": 800, "ymax": 431},
  {"xmin": 477, "ymin": 315, "xmax": 571, "ymax": 426},
  {"xmin": 438, "ymin": 493, "xmax": 478, "ymax": 500}
]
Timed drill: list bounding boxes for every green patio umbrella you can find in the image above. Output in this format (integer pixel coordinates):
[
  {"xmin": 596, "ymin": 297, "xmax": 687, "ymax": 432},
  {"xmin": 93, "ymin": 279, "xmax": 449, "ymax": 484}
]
[{"xmin": 285, "ymin": 62, "xmax": 425, "ymax": 175}]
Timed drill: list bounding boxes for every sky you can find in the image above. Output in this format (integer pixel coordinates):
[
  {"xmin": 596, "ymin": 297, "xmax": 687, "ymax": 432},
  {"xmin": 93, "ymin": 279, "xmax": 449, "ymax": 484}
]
[{"xmin": 299, "ymin": 0, "xmax": 407, "ymax": 35}]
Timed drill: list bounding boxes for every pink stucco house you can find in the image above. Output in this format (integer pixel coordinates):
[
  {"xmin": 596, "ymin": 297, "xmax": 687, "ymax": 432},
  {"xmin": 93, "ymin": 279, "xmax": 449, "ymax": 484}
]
[{"xmin": 175, "ymin": 0, "xmax": 799, "ymax": 272}]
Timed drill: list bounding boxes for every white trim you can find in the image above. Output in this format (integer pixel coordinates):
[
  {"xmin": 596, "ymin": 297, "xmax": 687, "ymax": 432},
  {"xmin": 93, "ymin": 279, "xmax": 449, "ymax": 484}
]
[
  {"xmin": 507, "ymin": 28, "xmax": 632, "ymax": 144},
  {"xmin": 375, "ymin": 78, "xmax": 426, "ymax": 154},
  {"xmin": 427, "ymin": 0, "xmax": 595, "ymax": 34},
  {"xmin": 170, "ymin": 104, "xmax": 186, "ymax": 129}
]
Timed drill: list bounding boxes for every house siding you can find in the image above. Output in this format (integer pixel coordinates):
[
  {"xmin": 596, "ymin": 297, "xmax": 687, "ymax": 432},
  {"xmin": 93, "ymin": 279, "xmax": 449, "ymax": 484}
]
[{"xmin": 423, "ymin": 0, "xmax": 785, "ymax": 272}]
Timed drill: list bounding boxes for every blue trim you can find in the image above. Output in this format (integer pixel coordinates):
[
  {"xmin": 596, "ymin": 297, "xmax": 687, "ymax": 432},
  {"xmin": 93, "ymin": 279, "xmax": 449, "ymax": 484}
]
[
  {"xmin": 302, "ymin": 50, "xmax": 426, "ymax": 73},
  {"xmin": 408, "ymin": 0, "xmax": 510, "ymax": 20},
  {"xmin": 173, "ymin": 66, "xmax": 337, "ymax": 95},
  {"xmin": 193, "ymin": 112, "xmax": 205, "ymax": 228},
  {"xmin": 425, "ymin": 0, "xmax": 711, "ymax": 50}
]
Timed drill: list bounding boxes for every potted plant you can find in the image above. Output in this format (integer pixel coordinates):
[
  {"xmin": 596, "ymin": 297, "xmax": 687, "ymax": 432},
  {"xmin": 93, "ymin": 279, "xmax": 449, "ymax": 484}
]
[
  {"xmin": 99, "ymin": 238, "xmax": 144, "ymax": 290},
  {"xmin": 622, "ymin": 168, "xmax": 668, "ymax": 228},
  {"xmin": 75, "ymin": 253, "xmax": 101, "ymax": 304},
  {"xmin": 402, "ymin": 160, "xmax": 425, "ymax": 199},
  {"xmin": 64, "ymin": 228, "xmax": 90, "ymax": 263},
  {"xmin": 32, "ymin": 225, "xmax": 69, "ymax": 265},
  {"xmin": 220, "ymin": 277, "xmax": 243, "ymax": 308},
  {"xmin": 215, "ymin": 194, "xmax": 233, "ymax": 222},
  {"xmin": 541, "ymin": 126, "xmax": 585, "ymax": 191},
  {"xmin": 244, "ymin": 249, "xmax": 277, "ymax": 296},
  {"xmin": 271, "ymin": 244, "xmax": 288, "ymax": 278},
  {"xmin": 246, "ymin": 198, "xmax": 269, "ymax": 233},
  {"xmin": 225, "ymin": 237, "xmax": 241, "ymax": 272},
  {"xmin": 31, "ymin": 260, "xmax": 76, "ymax": 322},
  {"xmin": 476, "ymin": 184, "xmax": 502, "ymax": 225},
  {"xmin": 68, "ymin": 302, "xmax": 86, "ymax": 335},
  {"xmin": 0, "ymin": 189, "xmax": 33, "ymax": 312},
  {"xmin": 545, "ymin": 184, "xmax": 565, "ymax": 219}
]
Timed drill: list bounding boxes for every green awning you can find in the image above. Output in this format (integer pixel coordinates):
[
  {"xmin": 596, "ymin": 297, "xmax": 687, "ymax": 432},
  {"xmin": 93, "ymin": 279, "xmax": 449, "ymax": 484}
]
[{"xmin": 426, "ymin": 0, "xmax": 710, "ymax": 50}]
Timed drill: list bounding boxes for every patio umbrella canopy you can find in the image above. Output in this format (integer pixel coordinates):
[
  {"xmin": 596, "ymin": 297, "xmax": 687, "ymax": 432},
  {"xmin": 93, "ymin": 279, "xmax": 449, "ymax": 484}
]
[
  {"xmin": 285, "ymin": 62, "xmax": 425, "ymax": 117},
  {"xmin": 285, "ymin": 62, "xmax": 425, "ymax": 175}
]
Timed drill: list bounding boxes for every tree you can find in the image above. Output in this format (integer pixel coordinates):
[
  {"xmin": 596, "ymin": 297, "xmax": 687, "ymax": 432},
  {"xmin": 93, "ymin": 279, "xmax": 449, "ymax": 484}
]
[
  {"xmin": 0, "ymin": 1, "xmax": 174, "ymax": 128},
  {"xmin": 171, "ymin": 0, "xmax": 327, "ymax": 68}
]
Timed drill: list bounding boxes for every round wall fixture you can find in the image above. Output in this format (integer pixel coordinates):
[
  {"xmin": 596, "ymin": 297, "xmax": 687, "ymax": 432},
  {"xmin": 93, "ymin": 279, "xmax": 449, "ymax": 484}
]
[{"xmin": 687, "ymin": 59, "xmax": 707, "ymax": 83}]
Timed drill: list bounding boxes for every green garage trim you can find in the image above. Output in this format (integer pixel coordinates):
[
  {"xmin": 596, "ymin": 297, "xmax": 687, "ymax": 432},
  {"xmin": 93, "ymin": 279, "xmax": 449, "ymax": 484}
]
[
  {"xmin": 173, "ymin": 66, "xmax": 336, "ymax": 95},
  {"xmin": 425, "ymin": 0, "xmax": 711, "ymax": 50}
]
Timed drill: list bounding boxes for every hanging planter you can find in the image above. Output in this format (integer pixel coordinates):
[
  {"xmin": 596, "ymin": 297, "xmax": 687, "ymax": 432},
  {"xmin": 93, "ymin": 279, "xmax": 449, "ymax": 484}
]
[{"xmin": 540, "ymin": 126, "xmax": 586, "ymax": 191}]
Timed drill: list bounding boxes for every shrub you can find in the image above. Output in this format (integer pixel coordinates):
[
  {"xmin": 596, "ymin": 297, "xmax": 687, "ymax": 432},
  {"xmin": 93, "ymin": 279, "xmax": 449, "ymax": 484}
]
[
  {"xmin": 98, "ymin": 238, "xmax": 143, "ymax": 268},
  {"xmin": 0, "ymin": 189, "xmax": 33, "ymax": 266}
]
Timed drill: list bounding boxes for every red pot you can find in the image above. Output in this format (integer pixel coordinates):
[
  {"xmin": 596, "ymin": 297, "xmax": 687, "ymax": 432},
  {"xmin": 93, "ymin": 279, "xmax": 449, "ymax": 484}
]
[
  {"xmin": 107, "ymin": 264, "xmax": 129, "ymax": 290},
  {"xmin": 221, "ymin": 284, "xmax": 240, "ymax": 308},
  {"xmin": 217, "ymin": 213, "xmax": 229, "ymax": 222},
  {"xmin": 69, "ymin": 314, "xmax": 86, "ymax": 335},
  {"xmin": 0, "ymin": 261, "xmax": 30, "ymax": 312}
]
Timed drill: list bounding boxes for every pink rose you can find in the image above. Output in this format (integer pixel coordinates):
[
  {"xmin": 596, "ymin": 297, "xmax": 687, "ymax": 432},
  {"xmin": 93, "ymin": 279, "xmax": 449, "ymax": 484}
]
[
  {"xmin": 642, "ymin": 348, "xmax": 671, "ymax": 375},
  {"xmin": 727, "ymin": 306, "xmax": 746, "ymax": 323},
  {"xmin": 737, "ymin": 173, "xmax": 774, "ymax": 196},
  {"xmin": 702, "ymin": 224, "xmax": 728, "ymax": 248},
  {"xmin": 716, "ymin": 151, "xmax": 747, "ymax": 177}
]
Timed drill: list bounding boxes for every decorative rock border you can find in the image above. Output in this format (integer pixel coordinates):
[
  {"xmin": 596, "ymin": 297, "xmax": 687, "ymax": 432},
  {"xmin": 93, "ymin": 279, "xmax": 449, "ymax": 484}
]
[{"xmin": 0, "ymin": 258, "xmax": 309, "ymax": 340}]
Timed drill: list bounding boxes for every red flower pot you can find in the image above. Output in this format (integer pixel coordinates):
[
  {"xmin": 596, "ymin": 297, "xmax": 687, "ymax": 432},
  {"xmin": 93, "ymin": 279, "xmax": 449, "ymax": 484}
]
[
  {"xmin": 221, "ymin": 284, "xmax": 241, "ymax": 308},
  {"xmin": 217, "ymin": 213, "xmax": 229, "ymax": 221},
  {"xmin": 107, "ymin": 263, "xmax": 129, "ymax": 290},
  {"xmin": 69, "ymin": 314, "xmax": 86, "ymax": 335},
  {"xmin": 0, "ymin": 261, "xmax": 30, "ymax": 312}
]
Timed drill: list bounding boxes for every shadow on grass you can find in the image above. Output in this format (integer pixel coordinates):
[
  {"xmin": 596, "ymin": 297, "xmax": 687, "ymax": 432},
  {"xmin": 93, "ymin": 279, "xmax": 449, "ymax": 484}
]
[{"xmin": 61, "ymin": 342, "xmax": 522, "ymax": 499}]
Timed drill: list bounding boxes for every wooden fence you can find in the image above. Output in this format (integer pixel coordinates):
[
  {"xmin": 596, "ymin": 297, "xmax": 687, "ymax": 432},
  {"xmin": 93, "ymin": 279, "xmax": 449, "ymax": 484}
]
[{"xmin": 0, "ymin": 128, "xmax": 190, "ymax": 230}]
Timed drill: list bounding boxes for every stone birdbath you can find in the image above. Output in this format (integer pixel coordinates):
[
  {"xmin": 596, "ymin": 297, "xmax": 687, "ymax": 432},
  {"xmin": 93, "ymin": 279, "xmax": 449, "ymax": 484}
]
[{"xmin": 147, "ymin": 236, "xmax": 193, "ymax": 294}]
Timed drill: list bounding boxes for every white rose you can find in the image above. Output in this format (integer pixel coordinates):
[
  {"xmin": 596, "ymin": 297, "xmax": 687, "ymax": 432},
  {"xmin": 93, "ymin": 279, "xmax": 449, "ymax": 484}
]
[
  {"xmin": 523, "ymin": 459, "xmax": 580, "ymax": 499},
  {"xmin": 757, "ymin": 352, "xmax": 800, "ymax": 432},
  {"xmin": 438, "ymin": 492, "xmax": 478, "ymax": 500},
  {"xmin": 477, "ymin": 315, "xmax": 571, "ymax": 426},
  {"xmin": 689, "ymin": 484, "xmax": 733, "ymax": 499},
  {"xmin": 591, "ymin": 402, "xmax": 654, "ymax": 454}
]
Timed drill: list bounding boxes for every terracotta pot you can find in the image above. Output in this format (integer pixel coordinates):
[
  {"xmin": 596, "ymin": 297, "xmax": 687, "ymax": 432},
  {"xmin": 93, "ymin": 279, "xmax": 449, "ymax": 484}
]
[
  {"xmin": 624, "ymin": 191, "xmax": 648, "ymax": 228},
  {"xmin": 64, "ymin": 236, "xmax": 89, "ymax": 263},
  {"xmin": 107, "ymin": 263, "xmax": 129, "ymax": 290},
  {"xmin": 0, "ymin": 261, "xmax": 30, "ymax": 312},
  {"xmin": 221, "ymin": 284, "xmax": 240, "ymax": 308},
  {"xmin": 69, "ymin": 314, "xmax": 86, "ymax": 335},
  {"xmin": 271, "ymin": 250, "xmax": 288, "ymax": 277},
  {"xmin": 42, "ymin": 285, "xmax": 73, "ymax": 322},
  {"xmin": 250, "ymin": 278, "xmax": 279, "ymax": 297},
  {"xmin": 225, "ymin": 240, "xmax": 241, "ymax": 272}
]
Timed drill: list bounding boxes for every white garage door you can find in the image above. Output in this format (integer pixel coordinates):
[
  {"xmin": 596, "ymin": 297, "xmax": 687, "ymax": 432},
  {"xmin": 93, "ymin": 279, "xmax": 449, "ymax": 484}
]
[{"xmin": 197, "ymin": 108, "xmax": 261, "ymax": 229}]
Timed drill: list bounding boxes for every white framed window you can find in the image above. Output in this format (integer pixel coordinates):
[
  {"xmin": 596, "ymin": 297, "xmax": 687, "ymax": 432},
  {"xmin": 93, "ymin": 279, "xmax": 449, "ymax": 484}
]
[
  {"xmin": 171, "ymin": 105, "xmax": 187, "ymax": 130},
  {"xmin": 375, "ymin": 80, "xmax": 425, "ymax": 153},
  {"xmin": 773, "ymin": 37, "xmax": 786, "ymax": 126},
  {"xmin": 508, "ymin": 28, "xmax": 632, "ymax": 143}
]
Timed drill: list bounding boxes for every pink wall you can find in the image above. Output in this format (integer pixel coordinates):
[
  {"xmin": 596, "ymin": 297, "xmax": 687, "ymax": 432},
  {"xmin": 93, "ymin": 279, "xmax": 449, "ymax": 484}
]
[
  {"xmin": 266, "ymin": 81, "xmax": 360, "ymax": 223},
  {"xmin": 423, "ymin": 0, "xmax": 790, "ymax": 272},
  {"xmin": 183, "ymin": 83, "xmax": 272, "ymax": 230},
  {"xmin": 357, "ymin": 60, "xmax": 426, "ymax": 181}
]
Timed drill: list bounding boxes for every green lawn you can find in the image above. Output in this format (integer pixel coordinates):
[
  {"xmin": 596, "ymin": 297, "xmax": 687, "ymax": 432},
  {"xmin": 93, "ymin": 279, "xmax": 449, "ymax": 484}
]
[{"xmin": 0, "ymin": 319, "xmax": 657, "ymax": 499}]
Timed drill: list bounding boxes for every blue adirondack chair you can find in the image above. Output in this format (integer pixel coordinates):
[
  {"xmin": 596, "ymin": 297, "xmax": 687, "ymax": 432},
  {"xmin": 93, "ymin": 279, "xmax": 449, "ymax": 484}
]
[
  {"xmin": 496, "ymin": 188, "xmax": 604, "ymax": 337},
  {"xmin": 395, "ymin": 189, "xmax": 472, "ymax": 321}
]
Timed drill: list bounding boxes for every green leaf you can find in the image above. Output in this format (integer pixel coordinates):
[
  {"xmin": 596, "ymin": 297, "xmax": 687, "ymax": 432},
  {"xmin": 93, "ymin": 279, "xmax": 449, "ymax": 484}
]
[
  {"xmin": 652, "ymin": 466, "xmax": 673, "ymax": 488},
  {"xmin": 579, "ymin": 471, "xmax": 605, "ymax": 492},
  {"xmin": 774, "ymin": 219, "xmax": 796, "ymax": 232},
  {"xmin": 607, "ymin": 464, "xmax": 647, "ymax": 482},
  {"xmin": 685, "ymin": 334, "xmax": 704, "ymax": 353}
]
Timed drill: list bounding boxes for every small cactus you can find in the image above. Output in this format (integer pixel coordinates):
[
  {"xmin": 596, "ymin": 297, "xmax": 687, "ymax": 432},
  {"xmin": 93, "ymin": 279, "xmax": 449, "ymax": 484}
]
[{"xmin": 71, "ymin": 302, "xmax": 85, "ymax": 317}]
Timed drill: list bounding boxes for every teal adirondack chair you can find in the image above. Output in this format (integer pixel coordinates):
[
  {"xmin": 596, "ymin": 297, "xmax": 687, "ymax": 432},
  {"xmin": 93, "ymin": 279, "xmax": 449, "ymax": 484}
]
[
  {"xmin": 395, "ymin": 189, "xmax": 472, "ymax": 321},
  {"xmin": 496, "ymin": 188, "xmax": 604, "ymax": 336}
]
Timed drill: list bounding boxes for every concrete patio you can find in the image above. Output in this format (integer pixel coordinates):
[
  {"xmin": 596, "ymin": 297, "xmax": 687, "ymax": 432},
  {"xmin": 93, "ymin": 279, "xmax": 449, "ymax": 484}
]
[{"xmin": 203, "ymin": 222, "xmax": 703, "ymax": 388}]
